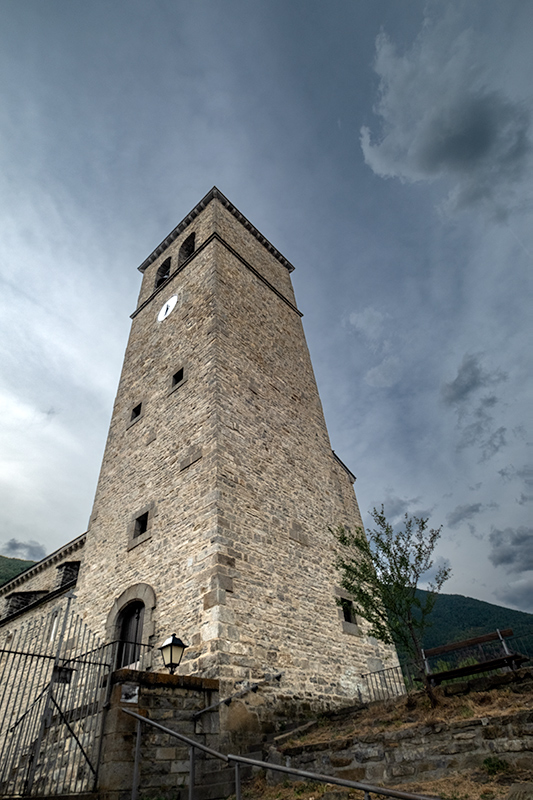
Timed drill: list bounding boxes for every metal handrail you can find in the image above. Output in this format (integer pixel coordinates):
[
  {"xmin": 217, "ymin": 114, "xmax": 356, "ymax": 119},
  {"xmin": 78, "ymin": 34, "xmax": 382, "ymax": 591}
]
[
  {"xmin": 122, "ymin": 708, "xmax": 440, "ymax": 800},
  {"xmin": 123, "ymin": 710, "xmax": 229, "ymax": 762},
  {"xmin": 191, "ymin": 671, "xmax": 283, "ymax": 718}
]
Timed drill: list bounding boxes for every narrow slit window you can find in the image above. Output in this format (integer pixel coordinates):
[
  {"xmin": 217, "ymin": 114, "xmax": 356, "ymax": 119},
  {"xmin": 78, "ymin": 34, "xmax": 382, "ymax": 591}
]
[
  {"xmin": 134, "ymin": 512, "xmax": 149, "ymax": 538},
  {"xmin": 341, "ymin": 598, "xmax": 356, "ymax": 625},
  {"xmin": 154, "ymin": 257, "xmax": 171, "ymax": 289},
  {"xmin": 172, "ymin": 368, "xmax": 184, "ymax": 387},
  {"xmin": 178, "ymin": 233, "xmax": 195, "ymax": 266},
  {"xmin": 131, "ymin": 403, "xmax": 142, "ymax": 422}
]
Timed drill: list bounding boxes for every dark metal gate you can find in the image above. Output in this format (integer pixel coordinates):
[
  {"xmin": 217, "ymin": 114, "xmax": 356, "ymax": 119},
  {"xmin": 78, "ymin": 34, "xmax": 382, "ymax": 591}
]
[{"xmin": 0, "ymin": 593, "xmax": 113, "ymax": 796}]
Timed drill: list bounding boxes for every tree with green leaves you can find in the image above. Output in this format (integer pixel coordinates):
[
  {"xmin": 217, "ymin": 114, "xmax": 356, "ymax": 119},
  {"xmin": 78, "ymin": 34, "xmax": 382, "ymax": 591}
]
[{"xmin": 332, "ymin": 506, "xmax": 451, "ymax": 707}]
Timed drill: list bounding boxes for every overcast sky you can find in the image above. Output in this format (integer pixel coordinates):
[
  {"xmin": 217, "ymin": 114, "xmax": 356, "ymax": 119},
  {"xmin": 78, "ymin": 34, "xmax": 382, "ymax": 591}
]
[{"xmin": 0, "ymin": 0, "xmax": 532, "ymax": 614}]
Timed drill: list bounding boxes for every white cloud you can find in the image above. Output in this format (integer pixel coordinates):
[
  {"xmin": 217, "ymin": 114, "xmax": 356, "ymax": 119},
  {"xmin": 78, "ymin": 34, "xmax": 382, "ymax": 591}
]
[
  {"xmin": 365, "ymin": 355, "xmax": 401, "ymax": 388},
  {"xmin": 349, "ymin": 307, "xmax": 388, "ymax": 343},
  {"xmin": 361, "ymin": 6, "xmax": 533, "ymax": 217},
  {"xmin": 348, "ymin": 306, "xmax": 402, "ymax": 388}
]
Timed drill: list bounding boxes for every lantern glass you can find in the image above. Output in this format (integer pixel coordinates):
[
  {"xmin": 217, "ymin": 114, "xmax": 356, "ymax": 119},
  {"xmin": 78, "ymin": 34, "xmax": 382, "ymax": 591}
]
[{"xmin": 159, "ymin": 634, "xmax": 187, "ymax": 674}]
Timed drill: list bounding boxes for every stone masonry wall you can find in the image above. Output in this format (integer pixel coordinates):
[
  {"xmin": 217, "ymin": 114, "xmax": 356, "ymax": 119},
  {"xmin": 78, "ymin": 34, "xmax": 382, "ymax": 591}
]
[
  {"xmin": 272, "ymin": 710, "xmax": 533, "ymax": 786},
  {"xmin": 203, "ymin": 227, "xmax": 397, "ymax": 702},
  {"xmin": 74, "ymin": 231, "xmax": 221, "ymax": 649},
  {"xmin": 99, "ymin": 669, "xmax": 221, "ymax": 800}
]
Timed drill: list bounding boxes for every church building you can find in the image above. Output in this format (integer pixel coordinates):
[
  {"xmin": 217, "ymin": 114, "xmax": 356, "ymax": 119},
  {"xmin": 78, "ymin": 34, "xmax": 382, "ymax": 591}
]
[{"xmin": 0, "ymin": 187, "xmax": 397, "ymax": 706}]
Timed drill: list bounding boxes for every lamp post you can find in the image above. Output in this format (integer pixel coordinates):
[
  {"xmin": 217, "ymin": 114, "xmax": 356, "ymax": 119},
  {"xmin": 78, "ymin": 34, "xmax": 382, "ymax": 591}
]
[{"xmin": 158, "ymin": 634, "xmax": 188, "ymax": 674}]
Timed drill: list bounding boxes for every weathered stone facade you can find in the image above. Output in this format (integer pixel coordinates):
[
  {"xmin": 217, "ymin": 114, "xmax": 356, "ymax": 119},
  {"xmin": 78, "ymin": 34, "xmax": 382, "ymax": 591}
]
[{"xmin": 0, "ymin": 188, "xmax": 398, "ymax": 709}]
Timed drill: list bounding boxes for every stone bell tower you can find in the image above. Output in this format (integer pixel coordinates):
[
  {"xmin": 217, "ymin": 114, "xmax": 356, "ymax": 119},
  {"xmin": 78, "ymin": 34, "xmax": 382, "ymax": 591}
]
[{"xmin": 74, "ymin": 187, "xmax": 397, "ymax": 704}]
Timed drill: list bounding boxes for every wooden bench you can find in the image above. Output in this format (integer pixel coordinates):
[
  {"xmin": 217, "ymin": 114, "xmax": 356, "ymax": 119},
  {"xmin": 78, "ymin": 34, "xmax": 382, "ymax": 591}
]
[{"xmin": 422, "ymin": 628, "xmax": 529, "ymax": 687}]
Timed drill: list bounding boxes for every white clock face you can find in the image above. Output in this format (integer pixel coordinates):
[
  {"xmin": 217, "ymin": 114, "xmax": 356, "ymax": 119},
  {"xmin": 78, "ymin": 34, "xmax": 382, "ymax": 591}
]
[{"xmin": 157, "ymin": 295, "xmax": 178, "ymax": 322}]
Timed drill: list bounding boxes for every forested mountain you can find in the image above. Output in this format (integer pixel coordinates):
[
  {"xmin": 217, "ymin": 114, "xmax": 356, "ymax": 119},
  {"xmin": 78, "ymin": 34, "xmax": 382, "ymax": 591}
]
[
  {"xmin": 419, "ymin": 589, "xmax": 533, "ymax": 650},
  {"xmin": 0, "ymin": 554, "xmax": 35, "ymax": 587}
]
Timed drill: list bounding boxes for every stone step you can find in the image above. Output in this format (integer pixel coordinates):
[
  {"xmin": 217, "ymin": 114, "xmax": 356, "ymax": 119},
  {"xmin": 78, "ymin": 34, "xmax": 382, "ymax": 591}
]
[
  {"xmin": 193, "ymin": 779, "xmax": 235, "ymax": 800},
  {"xmin": 198, "ymin": 765, "xmax": 235, "ymax": 785}
]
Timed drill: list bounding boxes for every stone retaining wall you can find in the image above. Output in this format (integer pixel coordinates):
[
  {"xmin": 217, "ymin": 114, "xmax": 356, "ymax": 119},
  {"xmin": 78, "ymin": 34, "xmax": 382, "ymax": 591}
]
[{"xmin": 272, "ymin": 709, "xmax": 533, "ymax": 786}]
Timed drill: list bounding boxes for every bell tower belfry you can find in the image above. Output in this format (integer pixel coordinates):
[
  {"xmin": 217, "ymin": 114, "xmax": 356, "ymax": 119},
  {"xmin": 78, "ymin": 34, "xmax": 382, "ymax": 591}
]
[{"xmin": 75, "ymin": 187, "xmax": 397, "ymax": 704}]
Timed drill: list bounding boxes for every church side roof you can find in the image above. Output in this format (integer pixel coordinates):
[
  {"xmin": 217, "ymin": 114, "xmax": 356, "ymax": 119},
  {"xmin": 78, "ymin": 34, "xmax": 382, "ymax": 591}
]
[
  {"xmin": 137, "ymin": 186, "xmax": 295, "ymax": 274},
  {"xmin": 0, "ymin": 533, "xmax": 86, "ymax": 596}
]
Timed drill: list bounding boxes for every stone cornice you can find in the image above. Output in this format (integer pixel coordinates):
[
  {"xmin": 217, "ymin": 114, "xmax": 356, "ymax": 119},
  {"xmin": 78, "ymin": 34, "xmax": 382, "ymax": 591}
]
[
  {"xmin": 111, "ymin": 668, "xmax": 219, "ymax": 692},
  {"xmin": 137, "ymin": 186, "xmax": 295, "ymax": 274},
  {"xmin": 0, "ymin": 533, "xmax": 86, "ymax": 596},
  {"xmin": 332, "ymin": 451, "xmax": 356, "ymax": 484}
]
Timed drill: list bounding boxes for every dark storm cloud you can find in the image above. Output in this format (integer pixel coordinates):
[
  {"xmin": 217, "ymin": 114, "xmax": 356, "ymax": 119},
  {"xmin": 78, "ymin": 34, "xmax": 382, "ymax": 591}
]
[
  {"xmin": 447, "ymin": 503, "xmax": 483, "ymax": 529},
  {"xmin": 499, "ymin": 464, "xmax": 533, "ymax": 505},
  {"xmin": 2, "ymin": 538, "xmax": 46, "ymax": 561},
  {"xmin": 442, "ymin": 355, "xmax": 506, "ymax": 406},
  {"xmin": 479, "ymin": 426, "xmax": 507, "ymax": 461},
  {"xmin": 414, "ymin": 91, "xmax": 531, "ymax": 207},
  {"xmin": 442, "ymin": 356, "xmax": 509, "ymax": 459},
  {"xmin": 368, "ymin": 492, "xmax": 430, "ymax": 523},
  {"xmin": 499, "ymin": 464, "xmax": 533, "ymax": 486},
  {"xmin": 489, "ymin": 527, "xmax": 533, "ymax": 574}
]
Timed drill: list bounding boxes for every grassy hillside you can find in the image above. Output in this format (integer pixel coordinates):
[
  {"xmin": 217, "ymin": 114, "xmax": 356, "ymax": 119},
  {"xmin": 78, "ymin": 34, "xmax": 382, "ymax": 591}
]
[{"xmin": 0, "ymin": 554, "xmax": 35, "ymax": 587}]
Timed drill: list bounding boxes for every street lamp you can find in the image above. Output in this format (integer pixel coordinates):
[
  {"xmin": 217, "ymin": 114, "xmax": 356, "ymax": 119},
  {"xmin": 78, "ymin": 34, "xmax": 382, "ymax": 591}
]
[{"xmin": 158, "ymin": 634, "xmax": 188, "ymax": 674}]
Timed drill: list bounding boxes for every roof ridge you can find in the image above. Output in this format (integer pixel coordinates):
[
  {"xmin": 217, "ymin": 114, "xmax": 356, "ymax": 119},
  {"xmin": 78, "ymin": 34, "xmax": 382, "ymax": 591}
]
[{"xmin": 137, "ymin": 186, "xmax": 295, "ymax": 274}]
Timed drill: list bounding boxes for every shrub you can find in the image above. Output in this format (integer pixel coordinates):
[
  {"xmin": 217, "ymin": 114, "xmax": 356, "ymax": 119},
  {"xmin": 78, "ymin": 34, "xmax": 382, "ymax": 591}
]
[{"xmin": 482, "ymin": 756, "xmax": 509, "ymax": 775}]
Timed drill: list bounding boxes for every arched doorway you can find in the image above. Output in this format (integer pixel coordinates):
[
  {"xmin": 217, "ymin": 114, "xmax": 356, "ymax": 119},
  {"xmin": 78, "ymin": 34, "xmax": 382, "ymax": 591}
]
[
  {"xmin": 116, "ymin": 600, "xmax": 145, "ymax": 668},
  {"xmin": 106, "ymin": 583, "xmax": 156, "ymax": 672}
]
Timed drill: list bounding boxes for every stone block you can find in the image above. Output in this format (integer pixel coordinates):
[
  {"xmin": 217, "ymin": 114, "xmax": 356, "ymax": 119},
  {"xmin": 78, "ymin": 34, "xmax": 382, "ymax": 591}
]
[
  {"xmin": 203, "ymin": 589, "xmax": 226, "ymax": 610},
  {"xmin": 329, "ymin": 755, "xmax": 352, "ymax": 768},
  {"xmin": 334, "ymin": 766, "xmax": 366, "ymax": 782}
]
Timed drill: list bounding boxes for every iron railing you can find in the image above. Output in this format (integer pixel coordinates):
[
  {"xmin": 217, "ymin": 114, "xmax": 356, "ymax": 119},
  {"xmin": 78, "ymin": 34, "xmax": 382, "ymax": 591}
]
[
  {"xmin": 107, "ymin": 638, "xmax": 153, "ymax": 674},
  {"xmin": 0, "ymin": 597, "xmax": 154, "ymax": 796},
  {"xmin": 0, "ymin": 594, "xmax": 108, "ymax": 796},
  {"xmin": 362, "ymin": 629, "xmax": 533, "ymax": 703},
  {"xmin": 123, "ymin": 708, "xmax": 440, "ymax": 800},
  {"xmin": 361, "ymin": 662, "xmax": 415, "ymax": 702},
  {"xmin": 192, "ymin": 672, "xmax": 283, "ymax": 719}
]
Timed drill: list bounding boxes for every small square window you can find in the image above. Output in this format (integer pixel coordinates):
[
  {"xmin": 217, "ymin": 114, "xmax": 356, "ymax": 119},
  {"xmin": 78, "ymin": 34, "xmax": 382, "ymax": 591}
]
[
  {"xmin": 341, "ymin": 598, "xmax": 356, "ymax": 625},
  {"xmin": 169, "ymin": 365, "xmax": 187, "ymax": 394},
  {"xmin": 127, "ymin": 503, "xmax": 155, "ymax": 550},
  {"xmin": 134, "ymin": 512, "xmax": 149, "ymax": 538},
  {"xmin": 131, "ymin": 403, "xmax": 142, "ymax": 422},
  {"xmin": 172, "ymin": 368, "xmax": 184, "ymax": 387},
  {"xmin": 335, "ymin": 588, "xmax": 361, "ymax": 637}
]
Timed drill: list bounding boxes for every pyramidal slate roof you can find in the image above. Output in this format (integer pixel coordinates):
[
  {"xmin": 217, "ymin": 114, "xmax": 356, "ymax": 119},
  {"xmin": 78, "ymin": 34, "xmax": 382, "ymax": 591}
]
[{"xmin": 138, "ymin": 186, "xmax": 295, "ymax": 274}]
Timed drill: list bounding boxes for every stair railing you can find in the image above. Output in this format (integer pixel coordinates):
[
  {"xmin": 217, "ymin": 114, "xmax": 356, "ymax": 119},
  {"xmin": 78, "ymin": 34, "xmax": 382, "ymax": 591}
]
[{"xmin": 122, "ymin": 708, "xmax": 440, "ymax": 800}]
